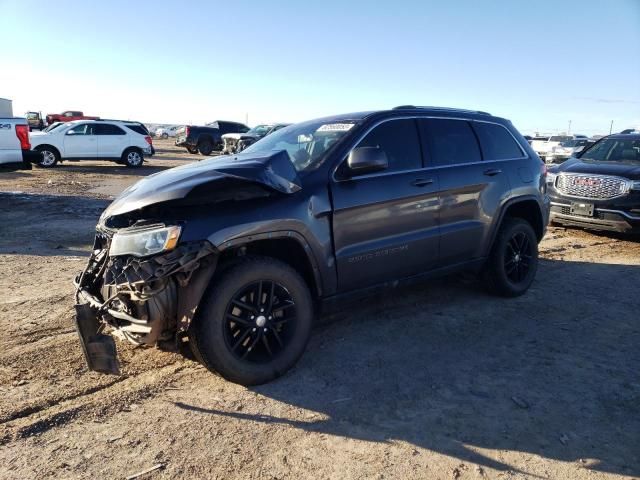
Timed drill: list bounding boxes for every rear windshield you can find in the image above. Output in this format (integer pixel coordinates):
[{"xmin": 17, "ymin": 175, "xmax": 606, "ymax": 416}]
[
  {"xmin": 581, "ymin": 138, "xmax": 640, "ymax": 163},
  {"xmin": 550, "ymin": 136, "xmax": 572, "ymax": 142}
]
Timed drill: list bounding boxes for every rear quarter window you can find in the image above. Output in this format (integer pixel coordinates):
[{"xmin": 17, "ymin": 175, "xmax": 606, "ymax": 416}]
[
  {"xmin": 473, "ymin": 122, "xmax": 524, "ymax": 160},
  {"xmin": 125, "ymin": 125, "xmax": 148, "ymax": 135}
]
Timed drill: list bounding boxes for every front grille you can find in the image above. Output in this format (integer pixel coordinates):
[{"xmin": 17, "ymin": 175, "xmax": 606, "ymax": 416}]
[{"xmin": 556, "ymin": 174, "xmax": 629, "ymax": 199}]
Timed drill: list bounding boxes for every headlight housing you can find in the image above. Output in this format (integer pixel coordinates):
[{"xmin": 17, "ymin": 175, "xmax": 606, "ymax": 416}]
[
  {"xmin": 546, "ymin": 172, "xmax": 558, "ymax": 186},
  {"xmin": 631, "ymin": 180, "xmax": 640, "ymax": 191},
  {"xmin": 109, "ymin": 225, "xmax": 181, "ymax": 257}
]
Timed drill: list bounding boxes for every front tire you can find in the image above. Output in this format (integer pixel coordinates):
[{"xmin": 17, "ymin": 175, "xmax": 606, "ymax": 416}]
[
  {"xmin": 161, "ymin": 133, "xmax": 168, "ymax": 139},
  {"xmin": 189, "ymin": 256, "xmax": 314, "ymax": 385},
  {"xmin": 186, "ymin": 147, "xmax": 199, "ymax": 154},
  {"xmin": 35, "ymin": 145, "xmax": 59, "ymax": 168},
  {"xmin": 122, "ymin": 147, "xmax": 143, "ymax": 168},
  {"xmin": 483, "ymin": 218, "xmax": 538, "ymax": 297}
]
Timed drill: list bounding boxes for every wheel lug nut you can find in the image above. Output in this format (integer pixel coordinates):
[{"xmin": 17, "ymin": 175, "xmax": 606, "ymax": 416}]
[
  {"xmin": 252, "ymin": 328, "xmax": 256, "ymax": 332},
  {"xmin": 260, "ymin": 308, "xmax": 264, "ymax": 312},
  {"xmin": 268, "ymin": 316, "xmax": 272, "ymax": 320},
  {"xmin": 263, "ymin": 328, "xmax": 267, "ymax": 332}
]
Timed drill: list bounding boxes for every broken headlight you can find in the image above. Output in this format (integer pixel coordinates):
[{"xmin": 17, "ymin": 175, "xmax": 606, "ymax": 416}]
[{"xmin": 109, "ymin": 225, "xmax": 181, "ymax": 257}]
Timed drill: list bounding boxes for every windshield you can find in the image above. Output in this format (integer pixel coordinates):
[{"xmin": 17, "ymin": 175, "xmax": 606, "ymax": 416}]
[
  {"xmin": 550, "ymin": 136, "xmax": 571, "ymax": 142},
  {"xmin": 205, "ymin": 121, "xmax": 219, "ymax": 128},
  {"xmin": 560, "ymin": 140, "xmax": 578, "ymax": 147},
  {"xmin": 44, "ymin": 122, "xmax": 63, "ymax": 132},
  {"xmin": 241, "ymin": 118, "xmax": 358, "ymax": 172},
  {"xmin": 581, "ymin": 138, "xmax": 640, "ymax": 163}
]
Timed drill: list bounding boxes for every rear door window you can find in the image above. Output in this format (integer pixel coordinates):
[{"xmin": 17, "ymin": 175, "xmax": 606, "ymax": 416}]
[
  {"xmin": 419, "ymin": 119, "xmax": 481, "ymax": 166},
  {"xmin": 354, "ymin": 118, "xmax": 422, "ymax": 172},
  {"xmin": 94, "ymin": 124, "xmax": 125, "ymax": 135},
  {"xmin": 473, "ymin": 122, "xmax": 524, "ymax": 160}
]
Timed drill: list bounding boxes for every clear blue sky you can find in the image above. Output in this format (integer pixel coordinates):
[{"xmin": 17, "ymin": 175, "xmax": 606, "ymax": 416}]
[{"xmin": 1, "ymin": 0, "xmax": 639, "ymax": 135}]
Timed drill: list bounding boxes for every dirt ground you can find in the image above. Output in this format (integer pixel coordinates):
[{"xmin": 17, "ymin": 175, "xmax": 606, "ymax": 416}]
[{"xmin": 0, "ymin": 139, "xmax": 639, "ymax": 479}]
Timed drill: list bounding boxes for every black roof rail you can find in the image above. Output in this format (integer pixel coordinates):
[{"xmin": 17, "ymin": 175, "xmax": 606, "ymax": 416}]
[
  {"xmin": 92, "ymin": 118, "xmax": 144, "ymax": 124},
  {"xmin": 392, "ymin": 105, "xmax": 492, "ymax": 116}
]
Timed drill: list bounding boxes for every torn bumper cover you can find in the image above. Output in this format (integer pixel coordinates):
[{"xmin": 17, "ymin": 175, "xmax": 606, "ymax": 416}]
[{"xmin": 73, "ymin": 239, "xmax": 217, "ymax": 375}]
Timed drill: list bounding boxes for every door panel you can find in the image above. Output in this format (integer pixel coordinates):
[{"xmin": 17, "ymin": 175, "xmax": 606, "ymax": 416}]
[
  {"xmin": 418, "ymin": 118, "xmax": 511, "ymax": 265},
  {"xmin": 330, "ymin": 118, "xmax": 440, "ymax": 291},
  {"xmin": 95, "ymin": 123, "xmax": 127, "ymax": 157},
  {"xmin": 331, "ymin": 172, "xmax": 440, "ymax": 291},
  {"xmin": 63, "ymin": 124, "xmax": 97, "ymax": 158},
  {"xmin": 437, "ymin": 162, "xmax": 510, "ymax": 264}
]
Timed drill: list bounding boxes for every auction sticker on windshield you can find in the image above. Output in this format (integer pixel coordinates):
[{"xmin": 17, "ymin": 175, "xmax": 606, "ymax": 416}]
[{"xmin": 316, "ymin": 123, "xmax": 354, "ymax": 132}]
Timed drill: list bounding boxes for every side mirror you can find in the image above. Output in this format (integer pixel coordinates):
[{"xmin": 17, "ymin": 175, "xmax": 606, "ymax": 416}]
[
  {"xmin": 66, "ymin": 130, "xmax": 75, "ymax": 135},
  {"xmin": 347, "ymin": 146, "xmax": 388, "ymax": 176}
]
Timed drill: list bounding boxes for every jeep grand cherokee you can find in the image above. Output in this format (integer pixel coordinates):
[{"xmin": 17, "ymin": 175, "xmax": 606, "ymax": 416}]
[{"xmin": 74, "ymin": 106, "xmax": 550, "ymax": 385}]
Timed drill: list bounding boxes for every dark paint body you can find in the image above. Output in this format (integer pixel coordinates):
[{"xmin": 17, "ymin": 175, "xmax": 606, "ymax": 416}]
[
  {"xmin": 103, "ymin": 109, "xmax": 549, "ymax": 298},
  {"xmin": 548, "ymin": 134, "xmax": 640, "ymax": 233}
]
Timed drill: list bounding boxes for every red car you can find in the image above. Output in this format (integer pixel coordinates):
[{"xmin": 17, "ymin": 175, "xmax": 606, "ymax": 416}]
[{"xmin": 45, "ymin": 110, "xmax": 100, "ymax": 125}]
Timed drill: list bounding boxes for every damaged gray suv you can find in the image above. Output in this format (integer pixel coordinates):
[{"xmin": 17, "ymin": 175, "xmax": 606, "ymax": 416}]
[{"xmin": 75, "ymin": 106, "xmax": 550, "ymax": 385}]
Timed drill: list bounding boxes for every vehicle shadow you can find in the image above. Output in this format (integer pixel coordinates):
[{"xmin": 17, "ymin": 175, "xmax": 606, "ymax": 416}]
[{"xmin": 175, "ymin": 259, "xmax": 640, "ymax": 477}]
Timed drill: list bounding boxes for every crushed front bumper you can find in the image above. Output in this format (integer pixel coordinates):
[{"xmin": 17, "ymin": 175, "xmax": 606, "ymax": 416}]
[{"xmin": 73, "ymin": 236, "xmax": 218, "ymax": 374}]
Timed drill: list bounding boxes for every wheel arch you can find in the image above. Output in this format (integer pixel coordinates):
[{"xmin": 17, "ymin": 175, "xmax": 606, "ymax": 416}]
[
  {"xmin": 216, "ymin": 232, "xmax": 323, "ymax": 298},
  {"xmin": 34, "ymin": 143, "xmax": 61, "ymax": 158},
  {"xmin": 488, "ymin": 196, "xmax": 545, "ymax": 255}
]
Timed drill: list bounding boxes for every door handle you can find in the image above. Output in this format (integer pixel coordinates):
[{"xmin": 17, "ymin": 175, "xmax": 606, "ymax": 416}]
[
  {"xmin": 483, "ymin": 168, "xmax": 502, "ymax": 176},
  {"xmin": 411, "ymin": 178, "xmax": 434, "ymax": 187}
]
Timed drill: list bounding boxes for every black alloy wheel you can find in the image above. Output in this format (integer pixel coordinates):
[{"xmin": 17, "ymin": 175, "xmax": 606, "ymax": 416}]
[
  {"xmin": 223, "ymin": 280, "xmax": 296, "ymax": 363},
  {"xmin": 504, "ymin": 231, "xmax": 533, "ymax": 283},
  {"xmin": 189, "ymin": 256, "xmax": 314, "ymax": 385},
  {"xmin": 484, "ymin": 218, "xmax": 538, "ymax": 297}
]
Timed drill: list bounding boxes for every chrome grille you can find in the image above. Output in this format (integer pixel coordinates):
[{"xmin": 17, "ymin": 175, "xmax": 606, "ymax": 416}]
[{"xmin": 555, "ymin": 174, "xmax": 630, "ymax": 199}]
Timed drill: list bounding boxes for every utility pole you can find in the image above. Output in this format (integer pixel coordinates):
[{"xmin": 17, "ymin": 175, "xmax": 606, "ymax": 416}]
[
  {"xmin": 610, "ymin": 120, "xmax": 614, "ymax": 134},
  {"xmin": 567, "ymin": 120, "xmax": 571, "ymax": 135},
  {"xmin": 245, "ymin": 112, "xmax": 249, "ymax": 126}
]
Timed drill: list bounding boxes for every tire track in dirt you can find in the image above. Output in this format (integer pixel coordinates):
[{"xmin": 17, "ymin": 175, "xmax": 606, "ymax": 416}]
[{"xmin": 0, "ymin": 362, "xmax": 198, "ymax": 444}]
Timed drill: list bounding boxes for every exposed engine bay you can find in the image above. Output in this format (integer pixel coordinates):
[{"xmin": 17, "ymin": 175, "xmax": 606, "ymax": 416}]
[{"xmin": 74, "ymin": 230, "xmax": 217, "ymax": 374}]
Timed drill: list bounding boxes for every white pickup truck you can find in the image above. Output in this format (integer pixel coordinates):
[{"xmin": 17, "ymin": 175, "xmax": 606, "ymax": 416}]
[{"xmin": 0, "ymin": 98, "xmax": 43, "ymax": 170}]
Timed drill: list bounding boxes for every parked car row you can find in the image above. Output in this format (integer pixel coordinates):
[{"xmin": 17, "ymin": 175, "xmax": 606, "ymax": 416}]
[
  {"xmin": 221, "ymin": 123, "xmax": 290, "ymax": 154},
  {"xmin": 174, "ymin": 120, "xmax": 250, "ymax": 155}
]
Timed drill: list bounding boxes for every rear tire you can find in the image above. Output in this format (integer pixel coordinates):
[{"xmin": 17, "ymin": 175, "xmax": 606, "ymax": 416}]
[
  {"xmin": 197, "ymin": 140, "xmax": 213, "ymax": 156},
  {"xmin": 186, "ymin": 147, "xmax": 199, "ymax": 154},
  {"xmin": 483, "ymin": 218, "xmax": 538, "ymax": 297},
  {"xmin": 161, "ymin": 133, "xmax": 168, "ymax": 139},
  {"xmin": 189, "ymin": 256, "xmax": 314, "ymax": 385},
  {"xmin": 122, "ymin": 147, "xmax": 143, "ymax": 168},
  {"xmin": 34, "ymin": 145, "xmax": 59, "ymax": 168}
]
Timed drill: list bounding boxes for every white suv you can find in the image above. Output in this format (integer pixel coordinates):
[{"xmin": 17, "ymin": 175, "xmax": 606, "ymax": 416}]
[
  {"xmin": 30, "ymin": 120, "xmax": 153, "ymax": 168},
  {"xmin": 155, "ymin": 125, "xmax": 180, "ymax": 139}
]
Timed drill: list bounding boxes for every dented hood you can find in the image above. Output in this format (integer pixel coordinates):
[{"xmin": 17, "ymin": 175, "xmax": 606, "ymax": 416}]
[{"xmin": 101, "ymin": 150, "xmax": 301, "ymax": 219}]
